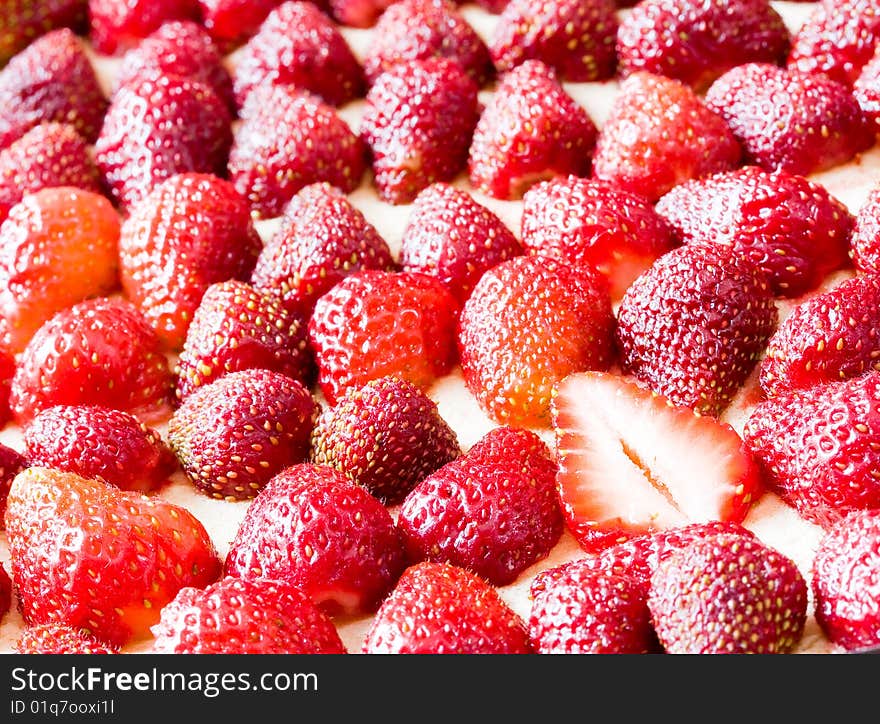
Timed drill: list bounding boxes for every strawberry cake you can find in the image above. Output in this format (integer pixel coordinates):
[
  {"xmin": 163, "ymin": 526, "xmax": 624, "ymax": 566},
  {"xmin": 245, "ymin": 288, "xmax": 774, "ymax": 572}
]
[{"xmin": 1, "ymin": 0, "xmax": 880, "ymax": 655}]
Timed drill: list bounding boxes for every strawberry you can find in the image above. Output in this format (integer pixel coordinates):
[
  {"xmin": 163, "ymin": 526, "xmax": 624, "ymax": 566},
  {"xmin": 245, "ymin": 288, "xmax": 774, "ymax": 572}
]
[
  {"xmin": 0, "ymin": 348, "xmax": 12, "ymax": 426},
  {"xmin": 467, "ymin": 60, "xmax": 598, "ymax": 200},
  {"xmin": 464, "ymin": 425, "xmax": 558, "ymax": 486},
  {"xmin": 591, "ymin": 71, "xmax": 741, "ymax": 202},
  {"xmin": 703, "ymin": 62, "xmax": 875, "ymax": 178},
  {"xmin": 4, "ymin": 466, "xmax": 221, "ymax": 648},
  {"xmin": 175, "ymin": 280, "xmax": 313, "ymax": 400},
  {"xmin": 760, "ymin": 274, "xmax": 880, "ymax": 397},
  {"xmin": 168, "ymin": 368, "xmax": 318, "ymax": 501},
  {"xmin": 397, "ymin": 426, "xmax": 563, "ymax": 586},
  {"xmin": 151, "ymin": 576, "xmax": 347, "ymax": 654},
  {"xmin": 0, "ymin": 561, "xmax": 10, "ymax": 621},
  {"xmin": 115, "ymin": 20, "xmax": 235, "ymax": 113},
  {"xmin": 15, "ymin": 624, "xmax": 120, "ymax": 654},
  {"xmin": 615, "ymin": 244, "xmax": 777, "ymax": 416},
  {"xmin": 851, "ymin": 183, "xmax": 880, "ymax": 274},
  {"xmin": 457, "ymin": 255, "xmax": 615, "ymax": 427},
  {"xmin": 310, "ymin": 375, "xmax": 461, "ymax": 504},
  {"xmin": 398, "ymin": 182, "xmax": 523, "ymax": 305},
  {"xmin": 95, "ymin": 74, "xmax": 233, "ymax": 211},
  {"xmin": 224, "ymin": 463, "xmax": 407, "ymax": 616},
  {"xmin": 9, "ymin": 296, "xmax": 174, "ymax": 425},
  {"xmin": 854, "ymin": 46, "xmax": 880, "ymax": 135},
  {"xmin": 0, "ymin": 442, "xmax": 26, "ymax": 531},
  {"xmin": 0, "ymin": 28, "xmax": 107, "ymax": 150},
  {"xmin": 0, "ymin": 1, "xmax": 88, "ymax": 67},
  {"xmin": 326, "ymin": 0, "xmax": 395, "ymax": 28},
  {"xmin": 362, "ymin": 0, "xmax": 493, "ymax": 86},
  {"xmin": 0, "ymin": 122, "xmax": 102, "ymax": 224},
  {"xmin": 197, "ymin": 0, "xmax": 284, "ymax": 47},
  {"xmin": 616, "ymin": 0, "xmax": 790, "ymax": 91},
  {"xmin": 489, "ymin": 0, "xmax": 618, "ymax": 82},
  {"xmin": 249, "ymin": 182, "xmax": 397, "ymax": 321},
  {"xmin": 232, "ymin": 1, "xmax": 364, "ymax": 108},
  {"xmin": 360, "ymin": 57, "xmax": 480, "ymax": 204},
  {"xmin": 362, "ymin": 561, "xmax": 532, "ymax": 654},
  {"xmin": 307, "ymin": 269, "xmax": 458, "ymax": 405},
  {"xmin": 811, "ymin": 509, "xmax": 880, "ymax": 652},
  {"xmin": 743, "ymin": 372, "xmax": 880, "ymax": 529},
  {"xmin": 552, "ymin": 372, "xmax": 763, "ymax": 552},
  {"xmin": 654, "ymin": 165, "xmax": 854, "ymax": 298},
  {"xmin": 118, "ymin": 172, "xmax": 263, "ymax": 351},
  {"xmin": 24, "ymin": 405, "xmax": 177, "ymax": 493},
  {"xmin": 521, "ymin": 176, "xmax": 677, "ymax": 301},
  {"xmin": 228, "ymin": 85, "xmax": 366, "ymax": 219},
  {"xmin": 648, "ymin": 532, "xmax": 807, "ymax": 654},
  {"xmin": 0, "ymin": 186, "xmax": 120, "ymax": 355},
  {"xmin": 787, "ymin": 0, "xmax": 880, "ymax": 88},
  {"xmin": 87, "ymin": 0, "xmax": 200, "ymax": 56}
]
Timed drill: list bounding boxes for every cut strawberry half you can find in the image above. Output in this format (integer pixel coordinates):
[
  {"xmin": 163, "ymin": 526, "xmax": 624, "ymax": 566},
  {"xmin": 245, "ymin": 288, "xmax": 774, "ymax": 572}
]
[{"xmin": 551, "ymin": 371, "xmax": 764, "ymax": 551}]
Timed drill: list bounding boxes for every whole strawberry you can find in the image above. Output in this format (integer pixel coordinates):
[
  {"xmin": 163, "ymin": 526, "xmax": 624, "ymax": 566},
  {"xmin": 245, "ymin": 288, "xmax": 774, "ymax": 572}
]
[
  {"xmin": 615, "ymin": 244, "xmax": 777, "ymax": 416},
  {"xmin": 151, "ymin": 576, "xmax": 347, "ymax": 654},
  {"xmin": 0, "ymin": 442, "xmax": 26, "ymax": 531},
  {"xmin": 118, "ymin": 172, "xmax": 263, "ymax": 351},
  {"xmin": 0, "ymin": 1, "xmax": 88, "ymax": 66},
  {"xmin": 168, "ymin": 368, "xmax": 318, "ymax": 501},
  {"xmin": 458, "ymin": 255, "xmax": 615, "ymax": 427},
  {"xmin": 15, "ymin": 624, "xmax": 119, "ymax": 655},
  {"xmin": 851, "ymin": 183, "xmax": 880, "ymax": 274},
  {"xmin": 88, "ymin": 0, "xmax": 200, "ymax": 55},
  {"xmin": 225, "ymin": 463, "xmax": 407, "ymax": 616},
  {"xmin": 4, "ymin": 467, "xmax": 221, "ymax": 648},
  {"xmin": 362, "ymin": 561, "xmax": 532, "ymax": 654}
]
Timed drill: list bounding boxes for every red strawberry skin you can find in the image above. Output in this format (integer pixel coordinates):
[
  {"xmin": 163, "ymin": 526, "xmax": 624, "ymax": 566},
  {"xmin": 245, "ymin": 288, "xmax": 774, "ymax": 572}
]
[
  {"xmin": 225, "ymin": 463, "xmax": 407, "ymax": 616},
  {"xmin": 362, "ymin": 561, "xmax": 533, "ymax": 654},
  {"xmin": 854, "ymin": 47, "xmax": 880, "ymax": 135},
  {"xmin": 15, "ymin": 624, "xmax": 119, "ymax": 654},
  {"xmin": 197, "ymin": 0, "xmax": 284, "ymax": 46},
  {"xmin": 0, "ymin": 560, "xmax": 11, "ymax": 621},
  {"xmin": 151, "ymin": 576, "xmax": 347, "ymax": 654},
  {"xmin": 851, "ymin": 182, "xmax": 880, "ymax": 274},
  {"xmin": 4, "ymin": 466, "xmax": 222, "ymax": 648},
  {"xmin": 326, "ymin": 0, "xmax": 395, "ymax": 28},
  {"xmin": 88, "ymin": 0, "xmax": 200, "ymax": 56},
  {"xmin": 0, "ymin": 442, "xmax": 25, "ymax": 531},
  {"xmin": 0, "ymin": 1, "xmax": 88, "ymax": 66}
]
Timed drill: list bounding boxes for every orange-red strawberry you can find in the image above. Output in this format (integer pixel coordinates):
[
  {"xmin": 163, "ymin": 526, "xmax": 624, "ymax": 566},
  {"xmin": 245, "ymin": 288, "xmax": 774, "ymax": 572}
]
[
  {"xmin": 88, "ymin": 0, "xmax": 200, "ymax": 55},
  {"xmin": 118, "ymin": 173, "xmax": 263, "ymax": 351},
  {"xmin": 4, "ymin": 466, "xmax": 221, "ymax": 648},
  {"xmin": 0, "ymin": 442, "xmax": 25, "ymax": 531},
  {"xmin": 457, "ymin": 255, "xmax": 615, "ymax": 427},
  {"xmin": 15, "ymin": 624, "xmax": 120, "ymax": 654},
  {"xmin": 225, "ymin": 463, "xmax": 407, "ymax": 615},
  {"xmin": 362, "ymin": 561, "xmax": 532, "ymax": 654},
  {"xmin": 851, "ymin": 183, "xmax": 880, "ymax": 274},
  {"xmin": 168, "ymin": 368, "xmax": 318, "ymax": 501},
  {"xmin": 151, "ymin": 576, "xmax": 347, "ymax": 654},
  {"xmin": 197, "ymin": 0, "xmax": 284, "ymax": 47},
  {"xmin": 0, "ymin": 186, "xmax": 120, "ymax": 354},
  {"xmin": 0, "ymin": 1, "xmax": 88, "ymax": 67},
  {"xmin": 552, "ymin": 372, "xmax": 764, "ymax": 552}
]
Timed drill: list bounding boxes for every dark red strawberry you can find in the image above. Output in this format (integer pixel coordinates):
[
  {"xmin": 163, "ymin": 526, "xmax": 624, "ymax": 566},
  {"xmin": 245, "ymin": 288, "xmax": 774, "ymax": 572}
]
[
  {"xmin": 521, "ymin": 176, "xmax": 677, "ymax": 301},
  {"xmin": 361, "ymin": 57, "xmax": 480, "ymax": 204},
  {"xmin": 88, "ymin": 0, "xmax": 200, "ymax": 55},
  {"xmin": 552, "ymin": 372, "xmax": 764, "ymax": 552},
  {"xmin": 197, "ymin": 0, "xmax": 284, "ymax": 47},
  {"xmin": 94, "ymin": 74, "xmax": 232, "ymax": 211},
  {"xmin": 468, "ymin": 60, "xmax": 598, "ymax": 200},
  {"xmin": 812, "ymin": 509, "xmax": 880, "ymax": 652},
  {"xmin": 9, "ymin": 296, "xmax": 174, "ymax": 425},
  {"xmin": 363, "ymin": 0, "xmax": 493, "ymax": 86},
  {"xmin": 0, "ymin": 1, "xmax": 88, "ymax": 67},
  {"xmin": 308, "ymin": 269, "xmax": 458, "ymax": 405},
  {"xmin": 0, "ymin": 560, "xmax": 10, "ymax": 621},
  {"xmin": 616, "ymin": 0, "xmax": 790, "ymax": 91},
  {"xmin": 458, "ymin": 255, "xmax": 615, "ymax": 427},
  {"xmin": 0, "ymin": 442, "xmax": 25, "ymax": 531},
  {"xmin": 398, "ymin": 182, "xmax": 523, "ymax": 305},
  {"xmin": 225, "ymin": 463, "xmax": 407, "ymax": 616},
  {"xmin": 759, "ymin": 274, "xmax": 880, "ymax": 397},
  {"xmin": 362, "ymin": 561, "xmax": 532, "ymax": 654},
  {"xmin": 228, "ymin": 85, "xmax": 366, "ymax": 219},
  {"xmin": 851, "ymin": 183, "xmax": 880, "ymax": 273},
  {"xmin": 24, "ymin": 405, "xmax": 177, "ymax": 493},
  {"xmin": 118, "ymin": 172, "xmax": 263, "ymax": 351},
  {"xmin": 15, "ymin": 624, "xmax": 120, "ymax": 654},
  {"xmin": 0, "ymin": 186, "xmax": 120, "ymax": 355},
  {"xmin": 326, "ymin": 0, "xmax": 395, "ymax": 27},
  {"xmin": 854, "ymin": 46, "xmax": 880, "ymax": 134},
  {"xmin": 5, "ymin": 466, "xmax": 221, "ymax": 647},
  {"xmin": 0, "ymin": 123, "xmax": 102, "ymax": 224},
  {"xmin": 743, "ymin": 372, "xmax": 880, "ymax": 528},
  {"xmin": 704, "ymin": 62, "xmax": 875, "ymax": 178},
  {"xmin": 175, "ymin": 280, "xmax": 313, "ymax": 400},
  {"xmin": 654, "ymin": 165, "xmax": 854, "ymax": 298},
  {"xmin": 615, "ymin": 244, "xmax": 777, "ymax": 416},
  {"xmin": 311, "ymin": 375, "xmax": 460, "ymax": 504},
  {"xmin": 249, "ymin": 182, "xmax": 397, "ymax": 320},
  {"xmin": 787, "ymin": 0, "xmax": 880, "ymax": 88},
  {"xmin": 0, "ymin": 28, "xmax": 107, "ymax": 150},
  {"xmin": 648, "ymin": 532, "xmax": 807, "ymax": 653},
  {"xmin": 489, "ymin": 0, "xmax": 618, "ymax": 81},
  {"xmin": 151, "ymin": 576, "xmax": 347, "ymax": 654},
  {"xmin": 591, "ymin": 71, "xmax": 741, "ymax": 202},
  {"xmin": 168, "ymin": 368, "xmax": 318, "ymax": 501}
]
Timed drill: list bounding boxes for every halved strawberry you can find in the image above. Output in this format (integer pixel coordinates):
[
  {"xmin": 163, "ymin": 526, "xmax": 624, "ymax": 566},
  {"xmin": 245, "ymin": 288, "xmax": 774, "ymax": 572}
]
[
  {"xmin": 88, "ymin": 0, "xmax": 200, "ymax": 55},
  {"xmin": 15, "ymin": 624, "xmax": 120, "ymax": 654},
  {"xmin": 0, "ymin": 1, "xmax": 88, "ymax": 67},
  {"xmin": 552, "ymin": 371, "xmax": 764, "ymax": 552}
]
